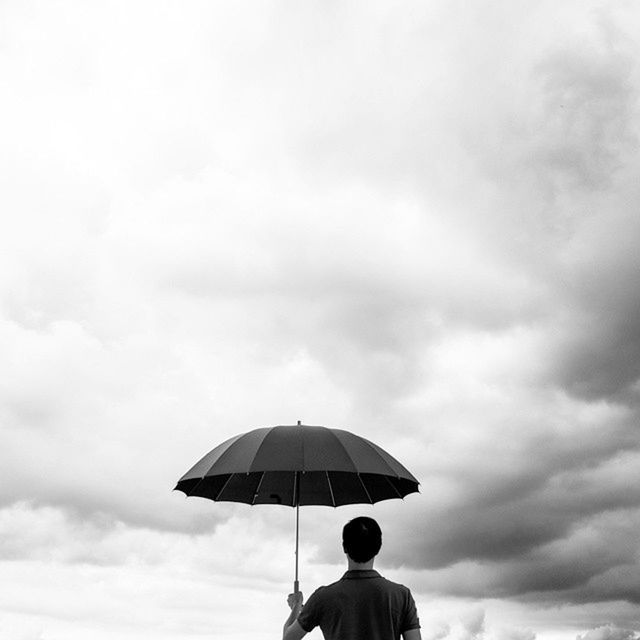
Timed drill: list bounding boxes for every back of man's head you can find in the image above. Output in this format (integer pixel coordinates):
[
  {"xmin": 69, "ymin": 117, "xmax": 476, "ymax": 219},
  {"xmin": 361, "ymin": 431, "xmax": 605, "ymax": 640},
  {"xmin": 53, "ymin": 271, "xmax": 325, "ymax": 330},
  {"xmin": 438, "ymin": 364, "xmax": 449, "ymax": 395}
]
[{"xmin": 342, "ymin": 516, "xmax": 382, "ymax": 563}]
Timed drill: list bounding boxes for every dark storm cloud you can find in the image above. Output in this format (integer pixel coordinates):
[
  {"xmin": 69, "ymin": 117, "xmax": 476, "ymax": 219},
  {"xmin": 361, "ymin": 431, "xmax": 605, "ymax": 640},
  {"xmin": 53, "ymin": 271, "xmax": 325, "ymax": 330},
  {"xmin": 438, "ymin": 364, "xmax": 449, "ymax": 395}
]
[
  {"xmin": 382, "ymin": 417, "xmax": 640, "ymax": 604},
  {"xmin": 404, "ymin": 442, "xmax": 639, "ymax": 563},
  {"xmin": 526, "ymin": 27, "xmax": 640, "ymax": 403},
  {"xmin": 548, "ymin": 194, "xmax": 640, "ymax": 401},
  {"xmin": 555, "ymin": 287, "xmax": 640, "ymax": 401}
]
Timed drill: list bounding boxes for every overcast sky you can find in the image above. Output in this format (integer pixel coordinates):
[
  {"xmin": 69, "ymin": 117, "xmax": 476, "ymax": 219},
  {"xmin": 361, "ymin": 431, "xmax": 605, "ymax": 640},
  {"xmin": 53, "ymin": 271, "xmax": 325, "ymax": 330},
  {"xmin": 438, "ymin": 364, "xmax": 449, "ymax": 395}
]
[{"xmin": 2, "ymin": 1, "xmax": 640, "ymax": 639}]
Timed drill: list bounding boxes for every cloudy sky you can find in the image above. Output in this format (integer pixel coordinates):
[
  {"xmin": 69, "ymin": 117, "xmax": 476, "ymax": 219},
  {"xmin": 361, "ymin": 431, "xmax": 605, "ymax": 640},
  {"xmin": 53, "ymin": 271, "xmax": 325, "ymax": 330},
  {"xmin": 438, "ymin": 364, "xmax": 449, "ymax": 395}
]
[{"xmin": 2, "ymin": 1, "xmax": 640, "ymax": 639}]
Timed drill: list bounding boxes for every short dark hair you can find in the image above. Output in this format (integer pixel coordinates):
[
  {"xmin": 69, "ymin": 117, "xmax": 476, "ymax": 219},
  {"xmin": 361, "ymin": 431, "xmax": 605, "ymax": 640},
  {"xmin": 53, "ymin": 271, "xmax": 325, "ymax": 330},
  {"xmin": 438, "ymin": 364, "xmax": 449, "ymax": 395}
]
[{"xmin": 342, "ymin": 517, "xmax": 382, "ymax": 563}]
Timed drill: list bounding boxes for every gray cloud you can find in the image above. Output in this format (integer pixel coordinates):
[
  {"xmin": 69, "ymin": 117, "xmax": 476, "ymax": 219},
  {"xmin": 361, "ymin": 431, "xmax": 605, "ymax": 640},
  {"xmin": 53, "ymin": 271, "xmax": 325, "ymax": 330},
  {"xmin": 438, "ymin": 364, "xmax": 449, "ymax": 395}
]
[
  {"xmin": 549, "ymin": 198, "xmax": 640, "ymax": 401},
  {"xmin": 531, "ymin": 42, "xmax": 637, "ymax": 192}
]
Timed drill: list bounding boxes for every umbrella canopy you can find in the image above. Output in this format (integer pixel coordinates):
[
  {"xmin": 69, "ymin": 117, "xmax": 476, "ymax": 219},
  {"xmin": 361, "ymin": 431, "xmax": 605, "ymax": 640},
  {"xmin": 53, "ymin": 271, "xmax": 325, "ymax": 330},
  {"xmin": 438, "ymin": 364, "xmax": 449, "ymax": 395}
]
[
  {"xmin": 174, "ymin": 423, "xmax": 419, "ymax": 592},
  {"xmin": 174, "ymin": 423, "xmax": 419, "ymax": 506}
]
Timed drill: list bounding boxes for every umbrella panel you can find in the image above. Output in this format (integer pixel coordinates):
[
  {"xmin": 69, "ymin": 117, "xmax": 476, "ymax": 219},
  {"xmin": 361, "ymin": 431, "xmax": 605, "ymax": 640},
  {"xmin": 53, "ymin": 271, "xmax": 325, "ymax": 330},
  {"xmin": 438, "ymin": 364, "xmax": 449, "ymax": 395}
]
[
  {"xmin": 176, "ymin": 475, "xmax": 228, "ymax": 499},
  {"xmin": 178, "ymin": 426, "xmax": 421, "ymax": 480},
  {"xmin": 360, "ymin": 474, "xmax": 415, "ymax": 502}
]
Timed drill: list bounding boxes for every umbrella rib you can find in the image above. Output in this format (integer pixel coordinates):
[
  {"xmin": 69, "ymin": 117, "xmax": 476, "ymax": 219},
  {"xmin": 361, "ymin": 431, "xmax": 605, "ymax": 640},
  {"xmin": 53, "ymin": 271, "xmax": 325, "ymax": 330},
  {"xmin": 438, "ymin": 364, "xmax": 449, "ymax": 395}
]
[
  {"xmin": 326, "ymin": 471, "xmax": 336, "ymax": 507},
  {"xmin": 357, "ymin": 473, "xmax": 374, "ymax": 504},
  {"xmin": 215, "ymin": 473, "xmax": 236, "ymax": 500},
  {"xmin": 252, "ymin": 472, "xmax": 266, "ymax": 505},
  {"xmin": 383, "ymin": 474, "xmax": 404, "ymax": 499},
  {"xmin": 183, "ymin": 475, "xmax": 206, "ymax": 497}
]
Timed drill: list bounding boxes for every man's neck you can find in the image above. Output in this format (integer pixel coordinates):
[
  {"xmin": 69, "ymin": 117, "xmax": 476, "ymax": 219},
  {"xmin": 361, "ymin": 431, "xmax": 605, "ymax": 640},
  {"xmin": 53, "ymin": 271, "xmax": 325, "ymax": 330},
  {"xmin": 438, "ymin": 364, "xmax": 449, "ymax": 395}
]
[{"xmin": 347, "ymin": 557, "xmax": 375, "ymax": 571}]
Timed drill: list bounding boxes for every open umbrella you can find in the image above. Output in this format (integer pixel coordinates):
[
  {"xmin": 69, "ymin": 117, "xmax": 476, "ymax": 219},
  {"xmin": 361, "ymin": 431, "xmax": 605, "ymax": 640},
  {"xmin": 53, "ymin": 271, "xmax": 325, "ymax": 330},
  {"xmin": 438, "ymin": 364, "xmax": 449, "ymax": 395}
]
[{"xmin": 174, "ymin": 422, "xmax": 419, "ymax": 592}]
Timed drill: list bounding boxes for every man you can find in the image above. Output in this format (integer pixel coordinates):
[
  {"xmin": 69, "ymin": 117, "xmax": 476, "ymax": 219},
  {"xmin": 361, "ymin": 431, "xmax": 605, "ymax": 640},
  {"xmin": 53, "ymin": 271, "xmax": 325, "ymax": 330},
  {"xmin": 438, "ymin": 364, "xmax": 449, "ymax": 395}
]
[{"xmin": 283, "ymin": 516, "xmax": 421, "ymax": 640}]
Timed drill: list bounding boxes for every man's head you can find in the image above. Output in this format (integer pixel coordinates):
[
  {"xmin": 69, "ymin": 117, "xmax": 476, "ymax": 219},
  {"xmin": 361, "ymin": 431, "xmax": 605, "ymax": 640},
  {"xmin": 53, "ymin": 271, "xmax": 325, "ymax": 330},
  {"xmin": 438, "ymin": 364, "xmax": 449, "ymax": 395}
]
[{"xmin": 342, "ymin": 516, "xmax": 382, "ymax": 563}]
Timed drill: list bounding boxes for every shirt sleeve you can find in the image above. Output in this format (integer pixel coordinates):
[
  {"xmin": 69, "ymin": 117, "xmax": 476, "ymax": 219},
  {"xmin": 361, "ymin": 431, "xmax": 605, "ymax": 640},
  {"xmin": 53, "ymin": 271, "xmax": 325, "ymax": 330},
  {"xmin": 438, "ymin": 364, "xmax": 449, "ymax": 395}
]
[
  {"xmin": 400, "ymin": 589, "xmax": 420, "ymax": 631},
  {"xmin": 297, "ymin": 587, "xmax": 324, "ymax": 633}
]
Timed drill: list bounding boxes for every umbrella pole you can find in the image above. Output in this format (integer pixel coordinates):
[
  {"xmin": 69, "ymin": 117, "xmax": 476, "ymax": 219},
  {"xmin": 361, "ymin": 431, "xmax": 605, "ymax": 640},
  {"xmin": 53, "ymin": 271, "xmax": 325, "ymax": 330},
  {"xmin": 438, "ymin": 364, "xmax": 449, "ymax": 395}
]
[
  {"xmin": 294, "ymin": 501, "xmax": 300, "ymax": 594},
  {"xmin": 294, "ymin": 470, "xmax": 300, "ymax": 594}
]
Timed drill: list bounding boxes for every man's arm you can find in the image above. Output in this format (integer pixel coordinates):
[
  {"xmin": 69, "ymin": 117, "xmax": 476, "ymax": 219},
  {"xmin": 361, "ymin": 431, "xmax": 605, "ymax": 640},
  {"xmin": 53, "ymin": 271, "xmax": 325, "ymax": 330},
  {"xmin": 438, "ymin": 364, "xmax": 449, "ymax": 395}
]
[
  {"xmin": 283, "ymin": 620, "xmax": 307, "ymax": 640},
  {"xmin": 402, "ymin": 629, "xmax": 422, "ymax": 640},
  {"xmin": 282, "ymin": 592, "xmax": 307, "ymax": 640}
]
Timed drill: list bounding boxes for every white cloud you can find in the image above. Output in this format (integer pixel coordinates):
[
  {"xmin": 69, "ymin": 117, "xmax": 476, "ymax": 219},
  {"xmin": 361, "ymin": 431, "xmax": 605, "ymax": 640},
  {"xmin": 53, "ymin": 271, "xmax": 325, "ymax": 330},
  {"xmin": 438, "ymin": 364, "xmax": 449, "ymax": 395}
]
[{"xmin": 577, "ymin": 626, "xmax": 639, "ymax": 640}]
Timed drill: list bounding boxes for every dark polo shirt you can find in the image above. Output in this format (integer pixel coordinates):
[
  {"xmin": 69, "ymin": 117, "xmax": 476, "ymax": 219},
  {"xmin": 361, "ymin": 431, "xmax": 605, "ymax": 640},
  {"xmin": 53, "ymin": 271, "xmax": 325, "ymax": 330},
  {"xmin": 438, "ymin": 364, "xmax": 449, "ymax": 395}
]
[{"xmin": 297, "ymin": 569, "xmax": 420, "ymax": 640}]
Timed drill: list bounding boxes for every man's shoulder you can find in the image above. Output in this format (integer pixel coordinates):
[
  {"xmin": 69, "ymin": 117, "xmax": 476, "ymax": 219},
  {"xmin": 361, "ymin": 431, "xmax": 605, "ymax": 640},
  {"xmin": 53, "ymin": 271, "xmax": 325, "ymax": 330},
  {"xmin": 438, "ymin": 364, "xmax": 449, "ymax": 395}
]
[
  {"xmin": 306, "ymin": 578, "xmax": 342, "ymax": 601},
  {"xmin": 377, "ymin": 575, "xmax": 414, "ymax": 595},
  {"xmin": 379, "ymin": 575, "xmax": 409, "ymax": 587},
  {"xmin": 309, "ymin": 577, "xmax": 344, "ymax": 596}
]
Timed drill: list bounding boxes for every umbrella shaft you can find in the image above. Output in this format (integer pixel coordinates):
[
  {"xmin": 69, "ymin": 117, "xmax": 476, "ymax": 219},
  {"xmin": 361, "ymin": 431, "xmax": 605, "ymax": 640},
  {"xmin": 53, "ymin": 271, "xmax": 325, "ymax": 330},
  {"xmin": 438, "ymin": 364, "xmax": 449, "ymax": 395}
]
[
  {"xmin": 294, "ymin": 469, "xmax": 300, "ymax": 594},
  {"xmin": 294, "ymin": 501, "xmax": 300, "ymax": 593}
]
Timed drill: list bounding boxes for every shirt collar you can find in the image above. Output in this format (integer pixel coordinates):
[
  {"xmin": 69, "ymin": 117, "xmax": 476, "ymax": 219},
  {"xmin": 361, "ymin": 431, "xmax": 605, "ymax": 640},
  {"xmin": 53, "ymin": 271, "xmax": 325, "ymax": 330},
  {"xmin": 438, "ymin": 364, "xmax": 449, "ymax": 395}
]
[{"xmin": 341, "ymin": 570, "xmax": 382, "ymax": 580}]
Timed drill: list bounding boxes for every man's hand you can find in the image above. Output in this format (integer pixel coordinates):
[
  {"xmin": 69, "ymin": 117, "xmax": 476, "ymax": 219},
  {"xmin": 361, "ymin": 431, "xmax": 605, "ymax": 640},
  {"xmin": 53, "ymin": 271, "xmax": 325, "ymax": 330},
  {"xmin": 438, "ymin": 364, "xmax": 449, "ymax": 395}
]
[{"xmin": 287, "ymin": 591, "xmax": 304, "ymax": 612}]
